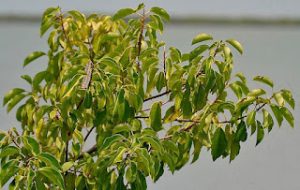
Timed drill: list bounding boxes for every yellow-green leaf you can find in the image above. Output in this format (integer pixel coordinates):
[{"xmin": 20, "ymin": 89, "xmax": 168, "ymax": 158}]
[
  {"xmin": 226, "ymin": 39, "xmax": 243, "ymax": 54},
  {"xmin": 38, "ymin": 167, "xmax": 65, "ymax": 190},
  {"xmin": 23, "ymin": 51, "xmax": 46, "ymax": 67},
  {"xmin": 192, "ymin": 33, "xmax": 213, "ymax": 45},
  {"xmin": 150, "ymin": 102, "xmax": 163, "ymax": 132},
  {"xmin": 150, "ymin": 7, "xmax": 170, "ymax": 21},
  {"xmin": 253, "ymin": 76, "xmax": 274, "ymax": 88},
  {"xmin": 113, "ymin": 8, "xmax": 135, "ymax": 21}
]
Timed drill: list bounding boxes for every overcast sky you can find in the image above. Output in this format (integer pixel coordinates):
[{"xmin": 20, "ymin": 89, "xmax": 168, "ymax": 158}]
[{"xmin": 1, "ymin": 0, "xmax": 300, "ymax": 18}]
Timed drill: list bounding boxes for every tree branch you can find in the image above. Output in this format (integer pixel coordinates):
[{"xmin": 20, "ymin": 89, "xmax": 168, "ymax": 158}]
[
  {"xmin": 143, "ymin": 90, "xmax": 171, "ymax": 102},
  {"xmin": 84, "ymin": 126, "xmax": 95, "ymax": 142}
]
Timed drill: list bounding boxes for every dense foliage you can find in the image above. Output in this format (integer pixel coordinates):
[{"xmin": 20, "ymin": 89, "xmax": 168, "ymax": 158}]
[{"xmin": 0, "ymin": 4, "xmax": 295, "ymax": 190}]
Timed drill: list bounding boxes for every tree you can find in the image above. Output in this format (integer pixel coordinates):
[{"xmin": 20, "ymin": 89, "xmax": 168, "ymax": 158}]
[{"xmin": 0, "ymin": 4, "xmax": 295, "ymax": 190}]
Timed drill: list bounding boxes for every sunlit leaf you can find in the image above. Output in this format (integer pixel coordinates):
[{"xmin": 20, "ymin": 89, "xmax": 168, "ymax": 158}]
[
  {"xmin": 256, "ymin": 121, "xmax": 264, "ymax": 146},
  {"xmin": 150, "ymin": 102, "xmax": 163, "ymax": 132},
  {"xmin": 192, "ymin": 33, "xmax": 213, "ymax": 45},
  {"xmin": 113, "ymin": 8, "xmax": 135, "ymax": 20},
  {"xmin": 226, "ymin": 39, "xmax": 243, "ymax": 54},
  {"xmin": 253, "ymin": 76, "xmax": 274, "ymax": 88},
  {"xmin": 150, "ymin": 7, "xmax": 170, "ymax": 21},
  {"xmin": 38, "ymin": 167, "xmax": 65, "ymax": 190}
]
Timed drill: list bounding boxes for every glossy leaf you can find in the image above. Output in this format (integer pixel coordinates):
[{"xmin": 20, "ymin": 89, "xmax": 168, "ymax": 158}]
[
  {"xmin": 211, "ymin": 128, "xmax": 227, "ymax": 161},
  {"xmin": 281, "ymin": 89, "xmax": 295, "ymax": 109},
  {"xmin": 150, "ymin": 7, "xmax": 170, "ymax": 21},
  {"xmin": 0, "ymin": 146, "xmax": 19, "ymax": 158},
  {"xmin": 256, "ymin": 121, "xmax": 264, "ymax": 146},
  {"xmin": 270, "ymin": 104, "xmax": 283, "ymax": 126},
  {"xmin": 38, "ymin": 167, "xmax": 65, "ymax": 190},
  {"xmin": 23, "ymin": 51, "xmax": 46, "ymax": 67},
  {"xmin": 281, "ymin": 107, "xmax": 294, "ymax": 127},
  {"xmin": 192, "ymin": 33, "xmax": 213, "ymax": 45},
  {"xmin": 253, "ymin": 76, "xmax": 274, "ymax": 88},
  {"xmin": 3, "ymin": 88, "xmax": 25, "ymax": 106},
  {"xmin": 37, "ymin": 152, "xmax": 61, "ymax": 169},
  {"xmin": 113, "ymin": 8, "xmax": 135, "ymax": 20},
  {"xmin": 23, "ymin": 136, "xmax": 40, "ymax": 155},
  {"xmin": 150, "ymin": 102, "xmax": 163, "ymax": 132},
  {"xmin": 226, "ymin": 39, "xmax": 243, "ymax": 54}
]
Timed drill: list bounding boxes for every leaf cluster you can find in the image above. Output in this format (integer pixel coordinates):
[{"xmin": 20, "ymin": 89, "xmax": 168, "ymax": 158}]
[{"xmin": 0, "ymin": 4, "xmax": 295, "ymax": 190}]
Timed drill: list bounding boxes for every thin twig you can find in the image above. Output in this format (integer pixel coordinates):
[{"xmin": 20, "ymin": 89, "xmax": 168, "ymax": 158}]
[
  {"xmin": 143, "ymin": 90, "xmax": 171, "ymax": 102},
  {"xmin": 84, "ymin": 126, "xmax": 95, "ymax": 142}
]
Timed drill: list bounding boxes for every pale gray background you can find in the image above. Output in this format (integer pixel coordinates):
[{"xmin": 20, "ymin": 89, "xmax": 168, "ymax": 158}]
[{"xmin": 0, "ymin": 1, "xmax": 299, "ymax": 190}]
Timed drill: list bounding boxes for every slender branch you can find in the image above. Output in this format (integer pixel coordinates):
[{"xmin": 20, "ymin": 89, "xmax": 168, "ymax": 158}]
[
  {"xmin": 135, "ymin": 116, "xmax": 149, "ymax": 119},
  {"xmin": 84, "ymin": 126, "xmax": 95, "ymax": 142},
  {"xmin": 65, "ymin": 141, "xmax": 69, "ymax": 162},
  {"xmin": 218, "ymin": 102, "xmax": 267, "ymax": 124},
  {"xmin": 143, "ymin": 90, "xmax": 171, "ymax": 102},
  {"xmin": 77, "ymin": 100, "xmax": 269, "ymax": 160},
  {"xmin": 175, "ymin": 118, "xmax": 201, "ymax": 123},
  {"xmin": 58, "ymin": 10, "xmax": 73, "ymax": 51},
  {"xmin": 141, "ymin": 100, "xmax": 170, "ymax": 112}
]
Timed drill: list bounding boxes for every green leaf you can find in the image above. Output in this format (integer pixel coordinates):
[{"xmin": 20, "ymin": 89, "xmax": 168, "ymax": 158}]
[
  {"xmin": 23, "ymin": 136, "xmax": 40, "ymax": 155},
  {"xmin": 246, "ymin": 110, "xmax": 256, "ymax": 126},
  {"xmin": 281, "ymin": 107, "xmax": 294, "ymax": 127},
  {"xmin": 281, "ymin": 89, "xmax": 295, "ymax": 109},
  {"xmin": 256, "ymin": 121, "xmax": 264, "ymax": 146},
  {"xmin": 192, "ymin": 138, "xmax": 202, "ymax": 163},
  {"xmin": 248, "ymin": 89, "xmax": 266, "ymax": 97},
  {"xmin": 36, "ymin": 152, "xmax": 61, "ymax": 169},
  {"xmin": 62, "ymin": 161, "xmax": 73, "ymax": 172},
  {"xmin": 0, "ymin": 146, "xmax": 19, "ymax": 158},
  {"xmin": 126, "ymin": 162, "xmax": 137, "ymax": 183},
  {"xmin": 229, "ymin": 83, "xmax": 243, "ymax": 99},
  {"xmin": 274, "ymin": 92, "xmax": 284, "ymax": 107},
  {"xmin": 211, "ymin": 127, "xmax": 227, "ymax": 161},
  {"xmin": 0, "ymin": 160, "xmax": 19, "ymax": 188},
  {"xmin": 156, "ymin": 72, "xmax": 166, "ymax": 92},
  {"xmin": 83, "ymin": 91, "xmax": 93, "ymax": 108},
  {"xmin": 33, "ymin": 71, "xmax": 47, "ymax": 90},
  {"xmin": 68, "ymin": 10, "xmax": 86, "ymax": 23},
  {"xmin": 112, "ymin": 124, "xmax": 131, "ymax": 134},
  {"xmin": 26, "ymin": 169, "xmax": 35, "ymax": 190},
  {"xmin": 189, "ymin": 45, "xmax": 209, "ymax": 60},
  {"xmin": 40, "ymin": 7, "xmax": 59, "ymax": 36},
  {"xmin": 113, "ymin": 8, "xmax": 135, "ymax": 20},
  {"xmin": 192, "ymin": 33, "xmax": 213, "ymax": 45},
  {"xmin": 253, "ymin": 76, "xmax": 274, "ymax": 88},
  {"xmin": 230, "ymin": 141, "xmax": 240, "ymax": 162},
  {"xmin": 6, "ymin": 93, "xmax": 26, "ymax": 113},
  {"xmin": 236, "ymin": 72, "xmax": 246, "ymax": 83},
  {"xmin": 100, "ymin": 57, "xmax": 120, "ymax": 75},
  {"xmin": 21, "ymin": 75, "xmax": 32, "ymax": 84},
  {"xmin": 3, "ymin": 88, "xmax": 25, "ymax": 106},
  {"xmin": 270, "ymin": 104, "xmax": 283, "ymax": 126},
  {"xmin": 38, "ymin": 167, "xmax": 65, "ymax": 190},
  {"xmin": 62, "ymin": 74, "xmax": 84, "ymax": 98},
  {"xmin": 101, "ymin": 134, "xmax": 124, "ymax": 150},
  {"xmin": 23, "ymin": 51, "xmax": 46, "ymax": 67},
  {"xmin": 226, "ymin": 39, "xmax": 243, "ymax": 54},
  {"xmin": 150, "ymin": 102, "xmax": 163, "ymax": 132},
  {"xmin": 150, "ymin": 7, "xmax": 170, "ymax": 21},
  {"xmin": 139, "ymin": 136, "xmax": 162, "ymax": 153},
  {"xmin": 235, "ymin": 121, "xmax": 247, "ymax": 142}
]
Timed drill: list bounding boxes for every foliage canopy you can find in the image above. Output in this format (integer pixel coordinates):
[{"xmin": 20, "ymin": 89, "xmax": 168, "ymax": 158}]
[{"xmin": 0, "ymin": 4, "xmax": 295, "ymax": 190}]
